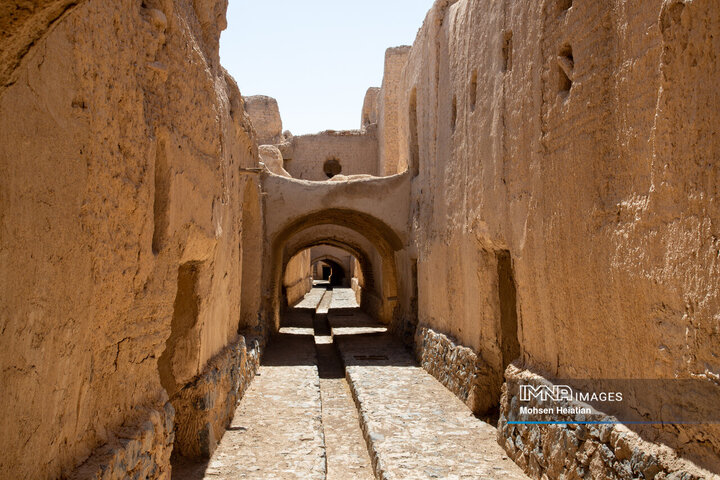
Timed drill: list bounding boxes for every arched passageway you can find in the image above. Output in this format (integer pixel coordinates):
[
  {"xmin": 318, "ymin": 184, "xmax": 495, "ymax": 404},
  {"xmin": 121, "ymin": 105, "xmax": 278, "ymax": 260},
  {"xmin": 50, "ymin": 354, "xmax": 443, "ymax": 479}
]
[
  {"xmin": 312, "ymin": 258, "xmax": 346, "ymax": 286},
  {"xmin": 266, "ymin": 207, "xmax": 404, "ymax": 331}
]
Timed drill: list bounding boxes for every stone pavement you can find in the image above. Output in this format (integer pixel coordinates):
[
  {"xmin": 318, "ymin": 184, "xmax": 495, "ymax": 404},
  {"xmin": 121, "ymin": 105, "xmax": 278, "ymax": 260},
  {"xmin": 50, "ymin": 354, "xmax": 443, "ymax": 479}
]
[
  {"xmin": 173, "ymin": 310, "xmax": 325, "ymax": 480},
  {"xmin": 173, "ymin": 288, "xmax": 528, "ymax": 480},
  {"xmin": 329, "ymin": 309, "xmax": 529, "ymax": 480}
]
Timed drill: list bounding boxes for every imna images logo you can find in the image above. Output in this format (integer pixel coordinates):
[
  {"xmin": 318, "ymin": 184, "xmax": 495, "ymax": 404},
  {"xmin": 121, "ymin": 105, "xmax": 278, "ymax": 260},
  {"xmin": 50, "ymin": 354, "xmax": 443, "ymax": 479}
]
[
  {"xmin": 519, "ymin": 384, "xmax": 623, "ymax": 403},
  {"xmin": 519, "ymin": 384, "xmax": 573, "ymax": 402}
]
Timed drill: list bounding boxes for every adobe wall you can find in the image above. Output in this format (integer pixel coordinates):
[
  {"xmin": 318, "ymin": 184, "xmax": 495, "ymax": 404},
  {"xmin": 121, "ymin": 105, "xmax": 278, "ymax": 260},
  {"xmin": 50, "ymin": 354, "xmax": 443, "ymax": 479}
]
[
  {"xmin": 0, "ymin": 0, "xmax": 264, "ymax": 478},
  {"xmin": 396, "ymin": 0, "xmax": 720, "ymax": 476},
  {"xmin": 281, "ymin": 128, "xmax": 379, "ymax": 181},
  {"xmin": 377, "ymin": 46, "xmax": 411, "ymax": 176},
  {"xmin": 283, "ymin": 249, "xmax": 313, "ymax": 307},
  {"xmin": 244, "ymin": 95, "xmax": 285, "ymax": 145},
  {"xmin": 361, "ymin": 87, "xmax": 380, "ymax": 129}
]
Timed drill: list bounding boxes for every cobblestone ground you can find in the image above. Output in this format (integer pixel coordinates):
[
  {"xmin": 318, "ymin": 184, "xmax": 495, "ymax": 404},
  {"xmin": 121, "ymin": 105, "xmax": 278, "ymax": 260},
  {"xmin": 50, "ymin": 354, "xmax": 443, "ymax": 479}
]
[{"xmin": 173, "ymin": 288, "xmax": 528, "ymax": 480}]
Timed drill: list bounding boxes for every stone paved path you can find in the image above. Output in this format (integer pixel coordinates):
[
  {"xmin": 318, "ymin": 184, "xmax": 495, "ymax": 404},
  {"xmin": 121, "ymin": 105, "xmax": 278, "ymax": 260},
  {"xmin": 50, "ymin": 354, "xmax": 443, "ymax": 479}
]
[
  {"xmin": 173, "ymin": 288, "xmax": 528, "ymax": 480},
  {"xmin": 173, "ymin": 310, "xmax": 325, "ymax": 479},
  {"xmin": 312, "ymin": 290, "xmax": 374, "ymax": 480},
  {"xmin": 329, "ymin": 308, "xmax": 529, "ymax": 480}
]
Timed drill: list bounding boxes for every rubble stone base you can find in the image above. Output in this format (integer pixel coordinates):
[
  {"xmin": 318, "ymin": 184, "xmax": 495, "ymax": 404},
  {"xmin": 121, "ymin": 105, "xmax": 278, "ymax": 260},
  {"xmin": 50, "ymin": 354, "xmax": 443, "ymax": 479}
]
[
  {"xmin": 171, "ymin": 335, "xmax": 261, "ymax": 459},
  {"xmin": 498, "ymin": 366, "xmax": 712, "ymax": 480},
  {"xmin": 71, "ymin": 335, "xmax": 261, "ymax": 479},
  {"xmin": 414, "ymin": 326, "xmax": 501, "ymax": 415},
  {"xmin": 70, "ymin": 403, "xmax": 175, "ymax": 480}
]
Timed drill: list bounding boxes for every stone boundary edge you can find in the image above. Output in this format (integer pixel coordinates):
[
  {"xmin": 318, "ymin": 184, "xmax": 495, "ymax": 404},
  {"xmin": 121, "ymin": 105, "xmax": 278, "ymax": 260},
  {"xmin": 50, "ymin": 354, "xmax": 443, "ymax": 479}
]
[
  {"xmin": 499, "ymin": 365, "xmax": 714, "ymax": 480},
  {"xmin": 71, "ymin": 335, "xmax": 263, "ymax": 479},
  {"xmin": 414, "ymin": 326, "xmax": 501, "ymax": 415}
]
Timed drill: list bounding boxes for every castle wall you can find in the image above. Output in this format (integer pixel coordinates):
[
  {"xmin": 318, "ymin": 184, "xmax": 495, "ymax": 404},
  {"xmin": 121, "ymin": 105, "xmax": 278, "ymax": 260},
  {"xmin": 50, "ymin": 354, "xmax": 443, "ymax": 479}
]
[
  {"xmin": 361, "ymin": 87, "xmax": 380, "ymax": 129},
  {"xmin": 283, "ymin": 249, "xmax": 313, "ymax": 307},
  {"xmin": 0, "ymin": 0, "xmax": 263, "ymax": 477},
  {"xmin": 397, "ymin": 0, "xmax": 720, "ymax": 475},
  {"xmin": 244, "ymin": 95, "xmax": 285, "ymax": 145},
  {"xmin": 281, "ymin": 128, "xmax": 379, "ymax": 181},
  {"xmin": 377, "ymin": 46, "xmax": 411, "ymax": 176}
]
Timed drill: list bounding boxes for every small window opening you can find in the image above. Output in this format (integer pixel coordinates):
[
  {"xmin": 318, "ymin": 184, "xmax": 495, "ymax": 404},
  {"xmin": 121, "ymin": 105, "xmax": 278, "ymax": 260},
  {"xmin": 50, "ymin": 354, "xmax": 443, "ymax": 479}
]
[{"xmin": 323, "ymin": 158, "xmax": 342, "ymax": 178}]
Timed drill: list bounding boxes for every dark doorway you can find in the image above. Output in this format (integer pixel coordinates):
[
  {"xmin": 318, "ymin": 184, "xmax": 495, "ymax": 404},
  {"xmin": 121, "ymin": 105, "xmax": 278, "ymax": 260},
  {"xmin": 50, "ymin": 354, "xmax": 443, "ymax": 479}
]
[{"xmin": 321, "ymin": 265, "xmax": 331, "ymax": 280}]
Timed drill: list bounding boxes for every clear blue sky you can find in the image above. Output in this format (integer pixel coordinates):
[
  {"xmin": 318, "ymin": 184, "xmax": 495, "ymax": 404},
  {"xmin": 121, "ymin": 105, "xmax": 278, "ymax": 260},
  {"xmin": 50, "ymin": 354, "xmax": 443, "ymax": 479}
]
[{"xmin": 220, "ymin": 1, "xmax": 435, "ymax": 135}]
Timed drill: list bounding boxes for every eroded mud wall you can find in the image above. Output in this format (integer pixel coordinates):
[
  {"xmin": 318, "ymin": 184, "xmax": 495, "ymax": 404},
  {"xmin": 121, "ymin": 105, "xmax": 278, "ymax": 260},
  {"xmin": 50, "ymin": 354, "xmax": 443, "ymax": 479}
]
[
  {"xmin": 0, "ymin": 0, "xmax": 261, "ymax": 477},
  {"xmin": 281, "ymin": 129, "xmax": 379, "ymax": 181},
  {"xmin": 377, "ymin": 46, "xmax": 411, "ymax": 176},
  {"xmin": 399, "ymin": 0, "xmax": 720, "ymax": 476},
  {"xmin": 283, "ymin": 249, "xmax": 312, "ymax": 307}
]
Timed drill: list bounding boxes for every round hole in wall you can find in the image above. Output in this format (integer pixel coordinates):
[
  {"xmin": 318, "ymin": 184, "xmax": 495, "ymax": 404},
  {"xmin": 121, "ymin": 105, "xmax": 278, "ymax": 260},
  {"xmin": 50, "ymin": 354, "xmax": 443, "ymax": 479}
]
[{"xmin": 323, "ymin": 158, "xmax": 342, "ymax": 178}]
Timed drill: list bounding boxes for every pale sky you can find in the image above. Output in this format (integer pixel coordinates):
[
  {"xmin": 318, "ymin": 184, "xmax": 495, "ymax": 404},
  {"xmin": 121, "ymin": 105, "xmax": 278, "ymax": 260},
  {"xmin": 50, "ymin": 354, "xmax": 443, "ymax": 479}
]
[{"xmin": 220, "ymin": 1, "xmax": 435, "ymax": 135}]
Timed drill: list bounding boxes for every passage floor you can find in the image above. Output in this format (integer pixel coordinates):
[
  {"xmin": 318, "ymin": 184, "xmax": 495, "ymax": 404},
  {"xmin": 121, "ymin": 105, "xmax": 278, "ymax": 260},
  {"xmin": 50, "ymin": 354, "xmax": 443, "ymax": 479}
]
[{"xmin": 173, "ymin": 288, "xmax": 528, "ymax": 480}]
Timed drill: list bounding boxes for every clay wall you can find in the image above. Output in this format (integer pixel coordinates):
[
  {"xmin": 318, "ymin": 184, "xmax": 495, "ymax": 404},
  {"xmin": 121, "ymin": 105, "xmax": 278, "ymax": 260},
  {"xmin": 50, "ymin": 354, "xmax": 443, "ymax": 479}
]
[
  {"xmin": 377, "ymin": 46, "xmax": 411, "ymax": 176},
  {"xmin": 281, "ymin": 128, "xmax": 379, "ymax": 181},
  {"xmin": 0, "ymin": 0, "xmax": 263, "ymax": 477},
  {"xmin": 283, "ymin": 249, "xmax": 312, "ymax": 306},
  {"xmin": 396, "ymin": 0, "xmax": 720, "ymax": 474},
  {"xmin": 361, "ymin": 87, "xmax": 380, "ymax": 129},
  {"xmin": 243, "ymin": 95, "xmax": 285, "ymax": 145}
]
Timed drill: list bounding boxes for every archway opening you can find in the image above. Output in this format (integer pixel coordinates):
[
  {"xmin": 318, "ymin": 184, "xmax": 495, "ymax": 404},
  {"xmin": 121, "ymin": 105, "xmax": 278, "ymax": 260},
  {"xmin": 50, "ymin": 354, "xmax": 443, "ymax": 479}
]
[
  {"xmin": 282, "ymin": 243, "xmax": 364, "ymax": 308},
  {"xmin": 312, "ymin": 259, "xmax": 346, "ymax": 287},
  {"xmin": 266, "ymin": 208, "xmax": 404, "ymax": 333}
]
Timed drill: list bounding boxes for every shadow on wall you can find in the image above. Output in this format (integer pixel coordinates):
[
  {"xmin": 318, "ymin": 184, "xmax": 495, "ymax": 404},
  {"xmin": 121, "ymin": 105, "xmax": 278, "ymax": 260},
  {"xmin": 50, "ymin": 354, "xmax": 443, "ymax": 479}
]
[
  {"xmin": 158, "ymin": 261, "xmax": 202, "ymax": 400},
  {"xmin": 415, "ymin": 248, "xmax": 521, "ymax": 419},
  {"xmin": 497, "ymin": 250, "xmax": 520, "ymax": 371}
]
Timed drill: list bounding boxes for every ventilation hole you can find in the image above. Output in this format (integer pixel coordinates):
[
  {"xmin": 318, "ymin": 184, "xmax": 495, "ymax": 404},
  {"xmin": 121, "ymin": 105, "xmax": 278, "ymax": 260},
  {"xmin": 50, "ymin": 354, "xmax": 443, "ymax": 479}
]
[
  {"xmin": 451, "ymin": 95, "xmax": 457, "ymax": 132},
  {"xmin": 502, "ymin": 31, "xmax": 513, "ymax": 72},
  {"xmin": 323, "ymin": 158, "xmax": 342, "ymax": 178},
  {"xmin": 469, "ymin": 71, "xmax": 478, "ymax": 111},
  {"xmin": 409, "ymin": 87, "xmax": 420, "ymax": 177},
  {"xmin": 557, "ymin": 0, "xmax": 572, "ymax": 13},
  {"xmin": 557, "ymin": 44, "xmax": 574, "ymax": 94}
]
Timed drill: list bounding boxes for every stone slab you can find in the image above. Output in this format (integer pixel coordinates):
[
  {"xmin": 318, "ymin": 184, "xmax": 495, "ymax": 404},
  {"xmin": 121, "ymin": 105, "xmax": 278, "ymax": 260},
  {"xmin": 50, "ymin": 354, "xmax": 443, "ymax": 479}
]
[
  {"xmin": 173, "ymin": 324, "xmax": 325, "ymax": 479},
  {"xmin": 330, "ymin": 311, "xmax": 529, "ymax": 480}
]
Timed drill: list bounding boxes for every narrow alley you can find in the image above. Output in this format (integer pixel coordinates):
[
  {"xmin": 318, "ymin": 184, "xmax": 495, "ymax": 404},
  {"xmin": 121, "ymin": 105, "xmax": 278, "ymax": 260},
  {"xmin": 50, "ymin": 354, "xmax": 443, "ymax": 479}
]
[{"xmin": 173, "ymin": 288, "xmax": 527, "ymax": 480}]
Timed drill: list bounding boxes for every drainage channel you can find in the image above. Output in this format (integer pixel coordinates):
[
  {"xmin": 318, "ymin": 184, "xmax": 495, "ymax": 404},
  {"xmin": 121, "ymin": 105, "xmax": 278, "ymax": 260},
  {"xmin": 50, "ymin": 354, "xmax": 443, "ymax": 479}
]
[{"xmin": 312, "ymin": 289, "xmax": 375, "ymax": 480}]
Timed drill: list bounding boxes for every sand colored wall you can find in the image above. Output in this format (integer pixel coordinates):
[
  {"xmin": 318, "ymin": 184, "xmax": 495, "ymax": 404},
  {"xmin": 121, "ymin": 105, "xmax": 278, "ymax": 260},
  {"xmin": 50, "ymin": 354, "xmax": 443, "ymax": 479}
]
[
  {"xmin": 281, "ymin": 129, "xmax": 379, "ymax": 181},
  {"xmin": 361, "ymin": 87, "xmax": 380, "ymax": 129},
  {"xmin": 244, "ymin": 95, "xmax": 285, "ymax": 145},
  {"xmin": 377, "ymin": 46, "xmax": 411, "ymax": 176},
  {"xmin": 0, "ymin": 0, "xmax": 261, "ymax": 477},
  {"xmin": 283, "ymin": 249, "xmax": 312, "ymax": 306},
  {"xmin": 396, "ymin": 0, "xmax": 720, "ymax": 469}
]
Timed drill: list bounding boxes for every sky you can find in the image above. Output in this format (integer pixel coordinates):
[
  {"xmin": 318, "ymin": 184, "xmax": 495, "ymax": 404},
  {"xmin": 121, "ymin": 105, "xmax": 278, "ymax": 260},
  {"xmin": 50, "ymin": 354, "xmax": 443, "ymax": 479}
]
[{"xmin": 219, "ymin": 1, "xmax": 435, "ymax": 135}]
